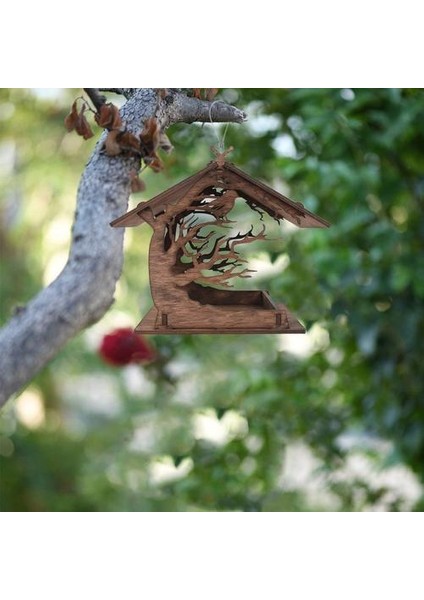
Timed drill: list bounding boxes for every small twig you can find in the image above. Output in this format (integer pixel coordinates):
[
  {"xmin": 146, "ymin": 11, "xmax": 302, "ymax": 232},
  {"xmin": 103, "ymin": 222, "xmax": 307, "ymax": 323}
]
[
  {"xmin": 98, "ymin": 88, "xmax": 135, "ymax": 99},
  {"xmin": 162, "ymin": 92, "xmax": 247, "ymax": 126},
  {"xmin": 83, "ymin": 88, "xmax": 107, "ymax": 112}
]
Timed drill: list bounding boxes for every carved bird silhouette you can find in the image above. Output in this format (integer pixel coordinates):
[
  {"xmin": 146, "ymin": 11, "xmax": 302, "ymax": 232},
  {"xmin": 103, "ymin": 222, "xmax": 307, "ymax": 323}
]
[{"xmin": 205, "ymin": 189, "xmax": 238, "ymax": 219}]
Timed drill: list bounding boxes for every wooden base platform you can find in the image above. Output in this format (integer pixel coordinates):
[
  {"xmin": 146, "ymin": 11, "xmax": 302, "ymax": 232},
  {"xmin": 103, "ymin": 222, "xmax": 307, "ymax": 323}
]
[{"xmin": 135, "ymin": 302, "xmax": 305, "ymax": 335}]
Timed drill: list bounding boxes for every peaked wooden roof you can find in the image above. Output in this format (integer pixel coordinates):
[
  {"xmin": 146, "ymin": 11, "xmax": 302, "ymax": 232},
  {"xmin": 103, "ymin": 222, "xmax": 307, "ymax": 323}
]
[{"xmin": 111, "ymin": 160, "xmax": 330, "ymax": 229}]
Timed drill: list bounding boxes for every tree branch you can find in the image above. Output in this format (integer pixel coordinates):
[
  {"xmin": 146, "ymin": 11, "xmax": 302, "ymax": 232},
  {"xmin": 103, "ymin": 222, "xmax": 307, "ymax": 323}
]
[
  {"xmin": 83, "ymin": 88, "xmax": 107, "ymax": 111},
  {"xmin": 161, "ymin": 91, "xmax": 247, "ymax": 125},
  {"xmin": 98, "ymin": 88, "xmax": 127, "ymax": 96},
  {"xmin": 0, "ymin": 89, "xmax": 247, "ymax": 407}
]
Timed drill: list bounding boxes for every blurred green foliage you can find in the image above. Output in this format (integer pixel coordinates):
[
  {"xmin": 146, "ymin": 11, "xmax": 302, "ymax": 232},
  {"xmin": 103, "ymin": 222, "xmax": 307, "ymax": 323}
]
[{"xmin": 1, "ymin": 88, "xmax": 423, "ymax": 511}]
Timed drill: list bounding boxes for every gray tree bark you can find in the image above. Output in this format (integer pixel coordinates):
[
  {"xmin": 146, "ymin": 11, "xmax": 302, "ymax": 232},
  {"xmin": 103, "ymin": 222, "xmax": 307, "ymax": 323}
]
[{"xmin": 0, "ymin": 88, "xmax": 246, "ymax": 407}]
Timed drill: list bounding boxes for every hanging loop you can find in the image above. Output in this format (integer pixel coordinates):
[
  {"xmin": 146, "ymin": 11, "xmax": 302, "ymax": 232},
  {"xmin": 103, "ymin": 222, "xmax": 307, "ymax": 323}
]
[{"xmin": 211, "ymin": 145, "xmax": 234, "ymax": 167}]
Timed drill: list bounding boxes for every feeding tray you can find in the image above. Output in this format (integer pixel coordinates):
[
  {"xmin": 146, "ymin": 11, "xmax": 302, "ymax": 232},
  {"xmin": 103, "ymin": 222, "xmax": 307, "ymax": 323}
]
[{"xmin": 135, "ymin": 288, "xmax": 305, "ymax": 334}]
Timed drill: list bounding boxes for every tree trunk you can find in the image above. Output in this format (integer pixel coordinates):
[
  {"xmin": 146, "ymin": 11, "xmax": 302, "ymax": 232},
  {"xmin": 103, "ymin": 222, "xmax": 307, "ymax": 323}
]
[{"xmin": 0, "ymin": 89, "xmax": 246, "ymax": 407}]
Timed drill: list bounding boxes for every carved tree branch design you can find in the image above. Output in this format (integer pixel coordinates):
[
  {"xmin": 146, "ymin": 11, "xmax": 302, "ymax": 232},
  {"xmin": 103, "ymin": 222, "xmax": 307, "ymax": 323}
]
[{"xmin": 169, "ymin": 191, "xmax": 268, "ymax": 289}]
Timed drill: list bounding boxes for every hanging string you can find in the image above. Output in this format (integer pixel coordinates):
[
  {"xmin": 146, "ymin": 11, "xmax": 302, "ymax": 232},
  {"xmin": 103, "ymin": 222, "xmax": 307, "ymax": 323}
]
[
  {"xmin": 221, "ymin": 121, "xmax": 230, "ymax": 152},
  {"xmin": 208, "ymin": 100, "xmax": 230, "ymax": 153}
]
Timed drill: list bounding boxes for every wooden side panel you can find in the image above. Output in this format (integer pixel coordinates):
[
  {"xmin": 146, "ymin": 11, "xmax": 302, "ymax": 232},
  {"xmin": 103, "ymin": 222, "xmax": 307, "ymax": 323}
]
[{"xmin": 168, "ymin": 306, "xmax": 279, "ymax": 329}]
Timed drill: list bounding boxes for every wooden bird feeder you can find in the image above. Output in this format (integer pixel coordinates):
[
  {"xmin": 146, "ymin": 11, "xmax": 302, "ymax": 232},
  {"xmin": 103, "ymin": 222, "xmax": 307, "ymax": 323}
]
[{"xmin": 112, "ymin": 153, "xmax": 330, "ymax": 334}]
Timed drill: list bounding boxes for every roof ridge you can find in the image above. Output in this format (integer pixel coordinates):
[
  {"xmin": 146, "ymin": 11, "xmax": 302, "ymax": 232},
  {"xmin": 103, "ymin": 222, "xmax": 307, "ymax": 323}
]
[
  {"xmin": 223, "ymin": 162, "xmax": 330, "ymax": 227},
  {"xmin": 111, "ymin": 161, "xmax": 217, "ymax": 228},
  {"xmin": 111, "ymin": 159, "xmax": 330, "ymax": 229}
]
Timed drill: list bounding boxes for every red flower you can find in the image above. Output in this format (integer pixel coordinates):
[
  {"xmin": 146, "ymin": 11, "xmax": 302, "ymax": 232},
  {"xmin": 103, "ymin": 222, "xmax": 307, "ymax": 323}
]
[{"xmin": 99, "ymin": 328, "xmax": 156, "ymax": 366}]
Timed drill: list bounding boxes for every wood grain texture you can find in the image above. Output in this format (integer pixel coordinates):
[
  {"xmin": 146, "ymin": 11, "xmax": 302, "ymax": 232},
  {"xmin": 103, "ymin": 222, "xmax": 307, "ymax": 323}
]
[
  {"xmin": 135, "ymin": 301, "xmax": 305, "ymax": 334},
  {"xmin": 113, "ymin": 156, "xmax": 330, "ymax": 335}
]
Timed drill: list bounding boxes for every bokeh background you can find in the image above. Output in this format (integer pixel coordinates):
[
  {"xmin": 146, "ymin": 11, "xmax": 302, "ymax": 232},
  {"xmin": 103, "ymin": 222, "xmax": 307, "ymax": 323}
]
[{"xmin": 1, "ymin": 88, "xmax": 423, "ymax": 511}]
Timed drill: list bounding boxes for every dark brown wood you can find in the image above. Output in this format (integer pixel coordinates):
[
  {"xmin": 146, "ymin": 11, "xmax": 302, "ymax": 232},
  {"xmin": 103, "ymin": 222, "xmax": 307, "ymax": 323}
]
[{"xmin": 112, "ymin": 154, "xmax": 330, "ymax": 334}]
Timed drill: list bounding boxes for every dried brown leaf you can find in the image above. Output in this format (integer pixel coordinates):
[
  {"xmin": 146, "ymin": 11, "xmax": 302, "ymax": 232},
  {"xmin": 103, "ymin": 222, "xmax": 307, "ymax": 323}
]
[
  {"xmin": 140, "ymin": 117, "xmax": 161, "ymax": 157},
  {"xmin": 104, "ymin": 130, "xmax": 142, "ymax": 156},
  {"xmin": 118, "ymin": 131, "xmax": 141, "ymax": 153},
  {"xmin": 192, "ymin": 88, "xmax": 202, "ymax": 99},
  {"xmin": 64, "ymin": 100, "xmax": 79, "ymax": 132},
  {"xmin": 140, "ymin": 117, "xmax": 160, "ymax": 145},
  {"xmin": 129, "ymin": 169, "xmax": 146, "ymax": 193},
  {"xmin": 104, "ymin": 130, "xmax": 122, "ymax": 156},
  {"xmin": 147, "ymin": 154, "xmax": 164, "ymax": 173},
  {"xmin": 95, "ymin": 103, "xmax": 122, "ymax": 130},
  {"xmin": 205, "ymin": 88, "xmax": 219, "ymax": 101},
  {"xmin": 75, "ymin": 104, "xmax": 94, "ymax": 140}
]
